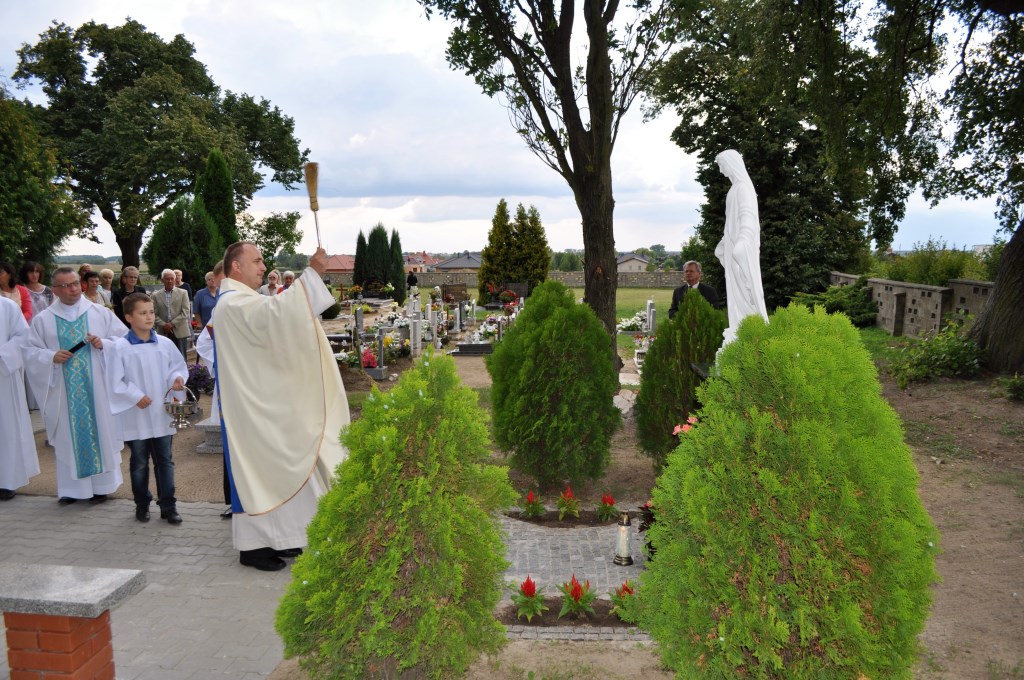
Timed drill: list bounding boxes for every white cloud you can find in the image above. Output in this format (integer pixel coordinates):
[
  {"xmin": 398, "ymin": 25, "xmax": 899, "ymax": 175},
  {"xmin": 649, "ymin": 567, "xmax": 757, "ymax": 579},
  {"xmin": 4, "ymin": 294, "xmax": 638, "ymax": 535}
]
[{"xmin": 1, "ymin": 0, "xmax": 1003, "ymax": 260}]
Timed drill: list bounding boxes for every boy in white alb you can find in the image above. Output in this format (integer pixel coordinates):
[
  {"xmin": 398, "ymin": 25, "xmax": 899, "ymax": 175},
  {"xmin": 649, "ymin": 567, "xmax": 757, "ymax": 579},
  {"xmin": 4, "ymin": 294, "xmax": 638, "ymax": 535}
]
[{"xmin": 106, "ymin": 293, "xmax": 187, "ymax": 523}]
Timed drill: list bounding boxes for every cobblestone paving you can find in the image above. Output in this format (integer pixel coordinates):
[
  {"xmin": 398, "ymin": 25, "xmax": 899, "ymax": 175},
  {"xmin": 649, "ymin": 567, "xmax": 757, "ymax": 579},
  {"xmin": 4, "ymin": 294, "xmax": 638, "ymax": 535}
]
[{"xmin": 0, "ymin": 496, "xmax": 650, "ymax": 678}]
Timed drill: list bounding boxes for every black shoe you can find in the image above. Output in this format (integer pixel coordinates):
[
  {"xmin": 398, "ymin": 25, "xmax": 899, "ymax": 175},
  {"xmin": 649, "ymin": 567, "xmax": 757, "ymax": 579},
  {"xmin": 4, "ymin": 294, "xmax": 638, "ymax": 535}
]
[
  {"xmin": 220, "ymin": 507, "xmax": 233, "ymax": 519},
  {"xmin": 161, "ymin": 509, "xmax": 183, "ymax": 524},
  {"xmin": 0, "ymin": 489, "xmax": 15, "ymax": 501},
  {"xmin": 276, "ymin": 548, "xmax": 303, "ymax": 558},
  {"xmin": 58, "ymin": 496, "xmax": 77, "ymax": 505},
  {"xmin": 239, "ymin": 548, "xmax": 286, "ymax": 572},
  {"xmin": 135, "ymin": 506, "xmax": 150, "ymax": 522},
  {"xmin": 89, "ymin": 494, "xmax": 108, "ymax": 504}
]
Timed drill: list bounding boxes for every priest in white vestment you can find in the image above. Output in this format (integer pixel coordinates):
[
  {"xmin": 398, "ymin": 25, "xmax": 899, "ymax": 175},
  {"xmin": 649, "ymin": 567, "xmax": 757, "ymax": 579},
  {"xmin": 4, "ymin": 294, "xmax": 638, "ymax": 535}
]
[
  {"xmin": 212, "ymin": 243, "xmax": 348, "ymax": 571},
  {"xmin": 22, "ymin": 267, "xmax": 127, "ymax": 503},
  {"xmin": 0, "ymin": 296, "xmax": 39, "ymax": 500}
]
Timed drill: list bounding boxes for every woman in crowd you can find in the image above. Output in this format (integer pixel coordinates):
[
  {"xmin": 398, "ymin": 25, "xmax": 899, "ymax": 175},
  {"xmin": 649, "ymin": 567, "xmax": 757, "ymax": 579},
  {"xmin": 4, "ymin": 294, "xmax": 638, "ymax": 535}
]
[
  {"xmin": 0, "ymin": 262, "xmax": 32, "ymax": 322},
  {"xmin": 82, "ymin": 270, "xmax": 112, "ymax": 307},
  {"xmin": 258, "ymin": 269, "xmax": 283, "ymax": 296},
  {"xmin": 111, "ymin": 266, "xmax": 147, "ymax": 324},
  {"xmin": 19, "ymin": 261, "xmax": 54, "ymax": 318},
  {"xmin": 99, "ymin": 268, "xmax": 115, "ymax": 295}
]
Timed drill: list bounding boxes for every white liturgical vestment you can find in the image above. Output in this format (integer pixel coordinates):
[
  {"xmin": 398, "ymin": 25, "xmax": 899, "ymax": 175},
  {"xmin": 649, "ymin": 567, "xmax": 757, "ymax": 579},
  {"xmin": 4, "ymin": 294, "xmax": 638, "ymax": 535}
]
[
  {"xmin": 23, "ymin": 298, "xmax": 127, "ymax": 499},
  {"xmin": 212, "ymin": 268, "xmax": 349, "ymax": 550},
  {"xmin": 0, "ymin": 297, "xmax": 39, "ymax": 491}
]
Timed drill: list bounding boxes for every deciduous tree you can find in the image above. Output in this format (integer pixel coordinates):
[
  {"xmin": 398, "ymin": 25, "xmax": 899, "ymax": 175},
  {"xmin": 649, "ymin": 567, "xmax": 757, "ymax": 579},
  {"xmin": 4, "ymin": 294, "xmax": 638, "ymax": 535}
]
[
  {"xmin": 14, "ymin": 19, "xmax": 308, "ymax": 267},
  {"xmin": 0, "ymin": 91, "xmax": 90, "ymax": 267},
  {"xmin": 418, "ymin": 0, "xmax": 676, "ymax": 341},
  {"xmin": 237, "ymin": 211, "xmax": 302, "ymax": 274}
]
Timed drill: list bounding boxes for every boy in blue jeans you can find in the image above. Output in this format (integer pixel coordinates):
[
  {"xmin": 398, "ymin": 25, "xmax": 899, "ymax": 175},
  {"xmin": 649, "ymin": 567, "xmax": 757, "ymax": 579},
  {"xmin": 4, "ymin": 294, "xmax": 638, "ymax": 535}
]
[{"xmin": 106, "ymin": 293, "xmax": 187, "ymax": 523}]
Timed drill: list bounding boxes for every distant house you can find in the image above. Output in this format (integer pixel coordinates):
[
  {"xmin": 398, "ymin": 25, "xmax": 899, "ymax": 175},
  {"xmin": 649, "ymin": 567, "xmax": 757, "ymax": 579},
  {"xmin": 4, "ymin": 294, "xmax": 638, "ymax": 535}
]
[
  {"xmin": 434, "ymin": 251, "xmax": 482, "ymax": 273},
  {"xmin": 617, "ymin": 253, "xmax": 649, "ymax": 273},
  {"xmin": 324, "ymin": 254, "xmax": 355, "ymax": 275},
  {"xmin": 405, "ymin": 251, "xmax": 441, "ymax": 273}
]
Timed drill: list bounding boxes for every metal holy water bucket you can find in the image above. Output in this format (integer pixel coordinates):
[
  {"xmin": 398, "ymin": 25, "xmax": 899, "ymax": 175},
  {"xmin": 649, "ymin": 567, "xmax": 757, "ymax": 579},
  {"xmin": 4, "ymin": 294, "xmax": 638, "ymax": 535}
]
[{"xmin": 164, "ymin": 386, "xmax": 202, "ymax": 430}]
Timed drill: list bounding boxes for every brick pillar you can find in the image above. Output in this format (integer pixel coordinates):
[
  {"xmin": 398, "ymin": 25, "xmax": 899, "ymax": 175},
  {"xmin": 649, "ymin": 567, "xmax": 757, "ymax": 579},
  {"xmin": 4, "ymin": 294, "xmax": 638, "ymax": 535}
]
[{"xmin": 4, "ymin": 610, "xmax": 114, "ymax": 680}]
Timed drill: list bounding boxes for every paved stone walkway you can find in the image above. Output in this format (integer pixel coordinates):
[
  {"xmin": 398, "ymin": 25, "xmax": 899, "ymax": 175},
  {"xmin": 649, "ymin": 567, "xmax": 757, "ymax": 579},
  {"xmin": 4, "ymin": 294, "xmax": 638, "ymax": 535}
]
[{"xmin": 0, "ymin": 495, "xmax": 648, "ymax": 678}]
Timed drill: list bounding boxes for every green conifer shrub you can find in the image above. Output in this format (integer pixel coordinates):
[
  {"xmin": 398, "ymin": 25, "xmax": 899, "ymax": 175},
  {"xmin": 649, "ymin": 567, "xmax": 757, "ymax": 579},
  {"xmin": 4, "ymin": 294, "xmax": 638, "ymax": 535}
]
[
  {"xmin": 276, "ymin": 353, "xmax": 516, "ymax": 679},
  {"xmin": 634, "ymin": 305, "xmax": 938, "ymax": 679},
  {"xmin": 635, "ymin": 292, "xmax": 726, "ymax": 469},
  {"xmin": 486, "ymin": 280, "xmax": 620, "ymax": 488}
]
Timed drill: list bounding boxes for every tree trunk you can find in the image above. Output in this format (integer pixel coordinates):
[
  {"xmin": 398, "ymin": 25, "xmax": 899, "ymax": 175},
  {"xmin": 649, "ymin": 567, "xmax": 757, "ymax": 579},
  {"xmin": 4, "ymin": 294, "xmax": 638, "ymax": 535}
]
[
  {"xmin": 968, "ymin": 218, "xmax": 1024, "ymax": 374},
  {"xmin": 576, "ymin": 173, "xmax": 619, "ymax": 367},
  {"xmin": 116, "ymin": 230, "xmax": 144, "ymax": 270}
]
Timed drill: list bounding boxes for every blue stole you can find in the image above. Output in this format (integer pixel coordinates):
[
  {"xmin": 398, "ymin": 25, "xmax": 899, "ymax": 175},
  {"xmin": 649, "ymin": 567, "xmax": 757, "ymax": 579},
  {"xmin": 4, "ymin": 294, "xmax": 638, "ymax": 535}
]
[
  {"xmin": 55, "ymin": 314, "xmax": 104, "ymax": 478},
  {"xmin": 210, "ymin": 307, "xmax": 243, "ymax": 513}
]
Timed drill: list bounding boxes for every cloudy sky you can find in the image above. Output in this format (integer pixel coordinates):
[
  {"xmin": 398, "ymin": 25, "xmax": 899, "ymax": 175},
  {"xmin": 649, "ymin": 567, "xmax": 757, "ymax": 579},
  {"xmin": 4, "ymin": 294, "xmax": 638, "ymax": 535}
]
[{"xmin": 0, "ymin": 0, "xmax": 1003, "ymax": 258}]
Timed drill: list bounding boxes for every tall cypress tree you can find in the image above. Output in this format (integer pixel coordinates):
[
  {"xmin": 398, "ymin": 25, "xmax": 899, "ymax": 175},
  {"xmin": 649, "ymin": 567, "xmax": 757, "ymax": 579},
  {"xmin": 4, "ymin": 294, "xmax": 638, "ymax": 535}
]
[
  {"xmin": 365, "ymin": 223, "xmax": 391, "ymax": 283},
  {"xmin": 509, "ymin": 204, "xmax": 550, "ymax": 292},
  {"xmin": 353, "ymin": 230, "xmax": 367, "ymax": 287},
  {"xmin": 478, "ymin": 199, "xmax": 514, "ymax": 299},
  {"xmin": 201, "ymin": 148, "xmax": 238, "ymax": 247},
  {"xmin": 389, "ymin": 229, "xmax": 406, "ymax": 304}
]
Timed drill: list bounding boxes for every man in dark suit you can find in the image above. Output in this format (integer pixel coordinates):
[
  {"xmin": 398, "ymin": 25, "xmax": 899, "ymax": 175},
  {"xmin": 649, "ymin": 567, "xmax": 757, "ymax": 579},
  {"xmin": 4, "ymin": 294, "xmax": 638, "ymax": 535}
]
[{"xmin": 669, "ymin": 260, "xmax": 719, "ymax": 319}]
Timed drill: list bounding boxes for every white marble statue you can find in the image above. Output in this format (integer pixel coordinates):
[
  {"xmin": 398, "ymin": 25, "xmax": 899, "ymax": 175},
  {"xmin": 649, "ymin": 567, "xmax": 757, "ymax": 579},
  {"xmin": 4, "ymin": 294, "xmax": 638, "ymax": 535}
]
[{"xmin": 715, "ymin": 149, "xmax": 769, "ymax": 348}]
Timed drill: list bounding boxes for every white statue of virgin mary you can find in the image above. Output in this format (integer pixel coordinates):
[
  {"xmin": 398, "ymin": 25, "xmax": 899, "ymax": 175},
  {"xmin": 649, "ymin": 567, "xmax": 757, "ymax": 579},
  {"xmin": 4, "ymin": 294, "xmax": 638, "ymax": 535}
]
[{"xmin": 714, "ymin": 149, "xmax": 769, "ymax": 348}]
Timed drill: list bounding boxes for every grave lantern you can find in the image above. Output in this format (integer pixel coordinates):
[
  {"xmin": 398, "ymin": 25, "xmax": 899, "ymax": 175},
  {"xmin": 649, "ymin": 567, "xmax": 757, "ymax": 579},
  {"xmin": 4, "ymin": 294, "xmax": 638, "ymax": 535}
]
[{"xmin": 613, "ymin": 512, "xmax": 634, "ymax": 566}]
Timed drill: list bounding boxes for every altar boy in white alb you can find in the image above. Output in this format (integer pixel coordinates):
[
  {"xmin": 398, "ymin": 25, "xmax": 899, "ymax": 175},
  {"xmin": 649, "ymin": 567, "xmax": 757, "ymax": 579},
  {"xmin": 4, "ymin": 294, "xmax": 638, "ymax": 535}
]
[
  {"xmin": 0, "ymin": 296, "xmax": 39, "ymax": 500},
  {"xmin": 106, "ymin": 293, "xmax": 188, "ymax": 524},
  {"xmin": 23, "ymin": 267, "xmax": 127, "ymax": 504}
]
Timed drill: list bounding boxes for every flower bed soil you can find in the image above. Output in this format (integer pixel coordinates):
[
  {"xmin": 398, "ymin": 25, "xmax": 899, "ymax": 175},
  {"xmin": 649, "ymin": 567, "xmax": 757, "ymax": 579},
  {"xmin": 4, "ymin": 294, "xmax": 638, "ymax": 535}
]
[
  {"xmin": 495, "ymin": 596, "xmax": 627, "ymax": 628},
  {"xmin": 504, "ymin": 508, "xmax": 626, "ymax": 528}
]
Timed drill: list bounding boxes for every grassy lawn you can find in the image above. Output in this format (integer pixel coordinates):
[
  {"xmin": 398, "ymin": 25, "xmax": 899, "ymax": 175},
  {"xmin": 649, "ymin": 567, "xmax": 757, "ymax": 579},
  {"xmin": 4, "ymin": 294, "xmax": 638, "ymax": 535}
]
[{"xmin": 569, "ymin": 287, "xmax": 675, "ymax": 319}]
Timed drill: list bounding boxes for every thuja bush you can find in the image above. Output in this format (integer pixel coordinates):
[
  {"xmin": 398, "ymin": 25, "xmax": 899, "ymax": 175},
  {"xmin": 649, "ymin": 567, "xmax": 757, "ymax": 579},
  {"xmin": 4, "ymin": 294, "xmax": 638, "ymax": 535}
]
[
  {"xmin": 636, "ymin": 291, "xmax": 726, "ymax": 469},
  {"xmin": 487, "ymin": 280, "xmax": 620, "ymax": 488},
  {"xmin": 633, "ymin": 305, "xmax": 938, "ymax": 679},
  {"xmin": 487, "ymin": 280, "xmax": 575, "ymax": 436},
  {"xmin": 790, "ymin": 276, "xmax": 877, "ymax": 328},
  {"xmin": 276, "ymin": 352, "xmax": 516, "ymax": 679}
]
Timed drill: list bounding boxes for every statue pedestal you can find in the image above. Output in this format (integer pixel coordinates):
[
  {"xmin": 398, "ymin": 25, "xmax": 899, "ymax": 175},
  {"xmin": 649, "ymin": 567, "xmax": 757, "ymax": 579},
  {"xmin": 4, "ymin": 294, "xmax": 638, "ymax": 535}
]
[{"xmin": 195, "ymin": 417, "xmax": 222, "ymax": 454}]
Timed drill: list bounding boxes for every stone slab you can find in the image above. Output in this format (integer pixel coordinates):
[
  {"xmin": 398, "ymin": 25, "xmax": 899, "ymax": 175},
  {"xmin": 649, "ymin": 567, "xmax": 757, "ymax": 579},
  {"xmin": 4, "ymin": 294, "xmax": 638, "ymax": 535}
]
[{"xmin": 0, "ymin": 563, "xmax": 146, "ymax": 618}]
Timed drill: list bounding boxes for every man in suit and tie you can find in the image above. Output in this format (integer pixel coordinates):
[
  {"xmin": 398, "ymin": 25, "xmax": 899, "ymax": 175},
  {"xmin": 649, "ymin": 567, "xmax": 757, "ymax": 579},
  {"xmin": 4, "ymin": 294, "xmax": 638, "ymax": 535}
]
[
  {"xmin": 668, "ymin": 260, "xmax": 720, "ymax": 319},
  {"xmin": 153, "ymin": 269, "xmax": 192, "ymax": 360}
]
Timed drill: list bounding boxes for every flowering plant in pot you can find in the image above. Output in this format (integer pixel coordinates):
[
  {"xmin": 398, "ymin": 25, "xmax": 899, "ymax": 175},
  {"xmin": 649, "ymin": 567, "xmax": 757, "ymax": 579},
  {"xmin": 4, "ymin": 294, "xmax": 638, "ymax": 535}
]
[
  {"xmin": 557, "ymin": 574, "xmax": 596, "ymax": 618},
  {"xmin": 596, "ymin": 493, "xmax": 617, "ymax": 522},
  {"xmin": 511, "ymin": 575, "xmax": 548, "ymax": 622},
  {"xmin": 556, "ymin": 485, "xmax": 580, "ymax": 520}
]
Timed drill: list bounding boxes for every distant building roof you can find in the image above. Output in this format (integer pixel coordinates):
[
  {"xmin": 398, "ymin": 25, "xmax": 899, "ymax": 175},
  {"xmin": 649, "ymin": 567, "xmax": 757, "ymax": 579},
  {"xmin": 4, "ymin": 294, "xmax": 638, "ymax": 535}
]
[
  {"xmin": 325, "ymin": 254, "xmax": 355, "ymax": 273},
  {"xmin": 617, "ymin": 252, "xmax": 649, "ymax": 265},
  {"xmin": 434, "ymin": 251, "xmax": 483, "ymax": 271},
  {"xmin": 405, "ymin": 251, "xmax": 442, "ymax": 266}
]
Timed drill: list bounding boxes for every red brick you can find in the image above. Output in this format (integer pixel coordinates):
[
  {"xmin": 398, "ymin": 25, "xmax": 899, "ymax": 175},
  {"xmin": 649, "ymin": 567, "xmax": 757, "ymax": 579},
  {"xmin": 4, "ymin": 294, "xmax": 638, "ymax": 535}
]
[
  {"xmin": 7, "ymin": 627, "xmax": 40, "ymax": 650},
  {"xmin": 89, "ymin": 628, "xmax": 112, "ymax": 655},
  {"xmin": 4, "ymin": 613, "xmax": 77, "ymax": 633},
  {"xmin": 9, "ymin": 648, "xmax": 77, "ymax": 672},
  {"xmin": 10, "ymin": 670, "xmax": 43, "ymax": 680}
]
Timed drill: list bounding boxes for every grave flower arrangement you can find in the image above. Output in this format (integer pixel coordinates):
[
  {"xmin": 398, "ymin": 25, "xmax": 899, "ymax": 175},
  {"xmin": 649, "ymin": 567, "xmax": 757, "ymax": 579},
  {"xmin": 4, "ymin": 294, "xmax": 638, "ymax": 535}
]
[
  {"xmin": 616, "ymin": 310, "xmax": 647, "ymax": 332},
  {"xmin": 361, "ymin": 347, "xmax": 377, "ymax": 369},
  {"xmin": 521, "ymin": 490, "xmax": 544, "ymax": 519},
  {"xmin": 347, "ymin": 284, "xmax": 362, "ymax": 298},
  {"xmin": 393, "ymin": 317, "xmax": 410, "ymax": 328},
  {"xmin": 556, "ymin": 485, "xmax": 580, "ymax": 520},
  {"xmin": 383, "ymin": 282, "xmax": 395, "ymax": 294},
  {"xmin": 596, "ymin": 493, "xmax": 617, "ymax": 522},
  {"xmin": 499, "ymin": 289, "xmax": 518, "ymax": 304},
  {"xmin": 609, "ymin": 579, "xmax": 635, "ymax": 620},
  {"xmin": 511, "ymin": 575, "xmax": 548, "ymax": 622},
  {"xmin": 557, "ymin": 574, "xmax": 596, "ymax": 618}
]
